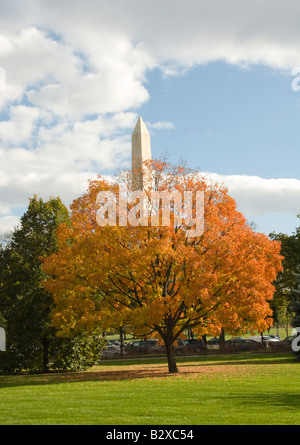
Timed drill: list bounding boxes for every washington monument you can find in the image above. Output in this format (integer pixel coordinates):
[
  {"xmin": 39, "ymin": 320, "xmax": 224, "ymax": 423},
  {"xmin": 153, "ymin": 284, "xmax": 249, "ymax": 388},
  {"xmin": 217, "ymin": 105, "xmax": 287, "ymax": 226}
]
[{"xmin": 131, "ymin": 116, "xmax": 152, "ymax": 191}]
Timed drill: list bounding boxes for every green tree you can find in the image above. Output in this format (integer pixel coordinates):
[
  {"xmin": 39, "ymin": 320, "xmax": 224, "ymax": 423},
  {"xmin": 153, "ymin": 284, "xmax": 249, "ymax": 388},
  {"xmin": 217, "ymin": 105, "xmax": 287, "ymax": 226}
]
[
  {"xmin": 270, "ymin": 221, "xmax": 300, "ymax": 332},
  {"xmin": 50, "ymin": 328, "xmax": 106, "ymax": 372},
  {"xmin": 0, "ymin": 196, "xmax": 106, "ymax": 374}
]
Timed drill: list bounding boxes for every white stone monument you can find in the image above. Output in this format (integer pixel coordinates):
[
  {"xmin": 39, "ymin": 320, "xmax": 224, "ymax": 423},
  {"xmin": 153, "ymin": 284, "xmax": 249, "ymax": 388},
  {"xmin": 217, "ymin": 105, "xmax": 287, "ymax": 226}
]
[{"xmin": 131, "ymin": 116, "xmax": 152, "ymax": 191}]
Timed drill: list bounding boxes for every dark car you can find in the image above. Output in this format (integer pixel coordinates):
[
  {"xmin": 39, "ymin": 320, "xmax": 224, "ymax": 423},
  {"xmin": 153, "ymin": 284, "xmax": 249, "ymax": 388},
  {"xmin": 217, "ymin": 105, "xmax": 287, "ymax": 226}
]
[
  {"xmin": 268, "ymin": 335, "xmax": 296, "ymax": 351},
  {"xmin": 175, "ymin": 339, "xmax": 187, "ymax": 354},
  {"xmin": 184, "ymin": 339, "xmax": 206, "ymax": 353},
  {"xmin": 108, "ymin": 339, "xmax": 121, "ymax": 346},
  {"xmin": 225, "ymin": 337, "xmax": 263, "ymax": 352},
  {"xmin": 124, "ymin": 339, "xmax": 158, "ymax": 354},
  {"xmin": 101, "ymin": 344, "xmax": 125, "ymax": 359},
  {"xmin": 206, "ymin": 337, "xmax": 220, "ymax": 350},
  {"xmin": 146, "ymin": 339, "xmax": 187, "ymax": 355},
  {"xmin": 265, "ymin": 335, "xmax": 281, "ymax": 340}
]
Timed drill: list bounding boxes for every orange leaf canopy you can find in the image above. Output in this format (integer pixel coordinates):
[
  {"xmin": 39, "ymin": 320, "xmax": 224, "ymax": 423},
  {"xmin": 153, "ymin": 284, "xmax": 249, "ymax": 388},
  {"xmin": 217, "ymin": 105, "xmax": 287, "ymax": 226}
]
[{"xmin": 43, "ymin": 160, "xmax": 283, "ymax": 342}]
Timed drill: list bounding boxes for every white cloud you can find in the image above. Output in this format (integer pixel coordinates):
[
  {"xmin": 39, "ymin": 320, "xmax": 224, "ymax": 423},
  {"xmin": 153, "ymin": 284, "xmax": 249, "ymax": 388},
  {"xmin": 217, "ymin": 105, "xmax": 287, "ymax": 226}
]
[
  {"xmin": 1, "ymin": 0, "xmax": 300, "ymax": 235},
  {"xmin": 0, "ymin": 112, "xmax": 138, "ymax": 219},
  {"xmin": 0, "ymin": 216, "xmax": 20, "ymax": 234},
  {"xmin": 1, "ymin": 0, "xmax": 300, "ymax": 120},
  {"xmin": 2, "ymin": 1, "xmax": 300, "ymax": 123},
  {"xmin": 146, "ymin": 121, "xmax": 175, "ymax": 131},
  {"xmin": 203, "ymin": 172, "xmax": 300, "ymax": 216},
  {"xmin": 0, "ymin": 105, "xmax": 51, "ymax": 145},
  {"xmin": 0, "ymin": 24, "xmax": 152, "ymax": 118},
  {"xmin": 23, "ymin": 0, "xmax": 300, "ymax": 72}
]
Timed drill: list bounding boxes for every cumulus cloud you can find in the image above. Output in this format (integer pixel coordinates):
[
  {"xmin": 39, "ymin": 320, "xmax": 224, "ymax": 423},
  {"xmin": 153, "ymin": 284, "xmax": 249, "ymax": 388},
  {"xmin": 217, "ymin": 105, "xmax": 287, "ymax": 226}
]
[
  {"xmin": 0, "ymin": 112, "xmax": 137, "ymax": 214},
  {"xmin": 146, "ymin": 121, "xmax": 175, "ymax": 132},
  {"xmin": 203, "ymin": 172, "xmax": 300, "ymax": 216},
  {"xmin": 1, "ymin": 0, "xmax": 300, "ymax": 118},
  {"xmin": 26, "ymin": 0, "xmax": 300, "ymax": 72},
  {"xmin": 0, "ymin": 26, "xmax": 151, "ymax": 118},
  {"xmin": 0, "ymin": 0, "xmax": 300, "ymax": 234},
  {"xmin": 0, "ymin": 216, "xmax": 20, "ymax": 234},
  {"xmin": 0, "ymin": 105, "xmax": 51, "ymax": 145}
]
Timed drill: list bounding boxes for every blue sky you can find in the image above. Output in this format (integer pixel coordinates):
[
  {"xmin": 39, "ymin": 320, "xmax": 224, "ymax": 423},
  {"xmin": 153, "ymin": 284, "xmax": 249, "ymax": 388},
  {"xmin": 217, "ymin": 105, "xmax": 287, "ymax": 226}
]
[
  {"xmin": 0, "ymin": 0, "xmax": 300, "ymax": 236},
  {"xmin": 138, "ymin": 63, "xmax": 300, "ymax": 235},
  {"xmin": 141, "ymin": 63, "xmax": 299, "ymax": 179}
]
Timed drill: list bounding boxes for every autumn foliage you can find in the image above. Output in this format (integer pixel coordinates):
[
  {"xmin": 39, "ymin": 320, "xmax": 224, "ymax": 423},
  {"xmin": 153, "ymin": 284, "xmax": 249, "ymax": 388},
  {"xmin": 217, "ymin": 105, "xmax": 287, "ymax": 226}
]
[{"xmin": 43, "ymin": 160, "xmax": 283, "ymax": 373}]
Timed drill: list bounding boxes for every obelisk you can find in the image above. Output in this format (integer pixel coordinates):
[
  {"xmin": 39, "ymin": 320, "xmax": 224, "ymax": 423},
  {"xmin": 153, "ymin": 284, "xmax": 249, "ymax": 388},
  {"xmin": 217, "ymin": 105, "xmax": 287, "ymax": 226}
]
[{"xmin": 131, "ymin": 116, "xmax": 152, "ymax": 191}]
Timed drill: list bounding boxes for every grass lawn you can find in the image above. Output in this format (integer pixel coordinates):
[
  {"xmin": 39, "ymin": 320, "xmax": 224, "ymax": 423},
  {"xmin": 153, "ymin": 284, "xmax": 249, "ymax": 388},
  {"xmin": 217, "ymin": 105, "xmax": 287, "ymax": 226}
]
[{"xmin": 0, "ymin": 352, "xmax": 299, "ymax": 425}]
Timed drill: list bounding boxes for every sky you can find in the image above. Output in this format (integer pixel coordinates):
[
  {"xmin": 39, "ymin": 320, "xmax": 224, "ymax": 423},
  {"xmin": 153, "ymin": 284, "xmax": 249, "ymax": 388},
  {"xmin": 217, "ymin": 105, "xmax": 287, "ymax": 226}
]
[{"xmin": 0, "ymin": 0, "xmax": 300, "ymax": 236}]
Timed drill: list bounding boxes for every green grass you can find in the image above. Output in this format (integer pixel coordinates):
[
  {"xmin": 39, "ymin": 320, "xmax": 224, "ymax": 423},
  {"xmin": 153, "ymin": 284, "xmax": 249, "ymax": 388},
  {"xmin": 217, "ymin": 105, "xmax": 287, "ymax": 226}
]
[{"xmin": 0, "ymin": 352, "xmax": 299, "ymax": 425}]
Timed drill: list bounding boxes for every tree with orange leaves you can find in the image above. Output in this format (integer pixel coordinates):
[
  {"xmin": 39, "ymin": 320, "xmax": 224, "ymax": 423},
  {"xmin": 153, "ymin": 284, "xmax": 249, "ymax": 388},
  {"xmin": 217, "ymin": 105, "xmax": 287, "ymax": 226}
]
[{"xmin": 43, "ymin": 160, "xmax": 283, "ymax": 373}]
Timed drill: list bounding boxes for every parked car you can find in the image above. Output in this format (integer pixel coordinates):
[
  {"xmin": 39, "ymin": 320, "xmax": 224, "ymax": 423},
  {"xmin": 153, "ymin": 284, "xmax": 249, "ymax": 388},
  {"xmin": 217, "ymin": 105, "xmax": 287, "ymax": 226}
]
[
  {"xmin": 262, "ymin": 335, "xmax": 281, "ymax": 341},
  {"xmin": 101, "ymin": 344, "xmax": 125, "ymax": 359},
  {"xmin": 206, "ymin": 337, "xmax": 220, "ymax": 350},
  {"xmin": 265, "ymin": 335, "xmax": 281, "ymax": 340},
  {"xmin": 124, "ymin": 340, "xmax": 136, "ymax": 348},
  {"xmin": 268, "ymin": 335, "xmax": 296, "ymax": 351},
  {"xmin": 175, "ymin": 339, "xmax": 187, "ymax": 354},
  {"xmin": 155, "ymin": 339, "xmax": 187, "ymax": 355},
  {"xmin": 124, "ymin": 339, "xmax": 158, "ymax": 354},
  {"xmin": 225, "ymin": 337, "xmax": 263, "ymax": 352},
  {"xmin": 108, "ymin": 339, "xmax": 121, "ymax": 346},
  {"xmin": 248, "ymin": 335, "xmax": 281, "ymax": 348},
  {"xmin": 124, "ymin": 338, "xmax": 187, "ymax": 355},
  {"xmin": 184, "ymin": 339, "xmax": 206, "ymax": 353}
]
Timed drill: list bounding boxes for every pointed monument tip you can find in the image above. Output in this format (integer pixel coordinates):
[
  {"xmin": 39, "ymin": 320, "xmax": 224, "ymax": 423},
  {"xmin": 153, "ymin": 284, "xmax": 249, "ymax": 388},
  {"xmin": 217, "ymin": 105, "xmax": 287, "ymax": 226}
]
[{"xmin": 133, "ymin": 115, "xmax": 149, "ymax": 135}]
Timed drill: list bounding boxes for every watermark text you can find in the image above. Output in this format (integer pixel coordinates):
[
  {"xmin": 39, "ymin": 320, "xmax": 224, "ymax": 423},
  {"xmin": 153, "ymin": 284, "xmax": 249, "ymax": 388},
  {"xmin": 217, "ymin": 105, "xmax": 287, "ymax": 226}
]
[
  {"xmin": 96, "ymin": 186, "xmax": 204, "ymax": 238},
  {"xmin": 292, "ymin": 327, "xmax": 300, "ymax": 352},
  {"xmin": 0, "ymin": 328, "xmax": 6, "ymax": 351}
]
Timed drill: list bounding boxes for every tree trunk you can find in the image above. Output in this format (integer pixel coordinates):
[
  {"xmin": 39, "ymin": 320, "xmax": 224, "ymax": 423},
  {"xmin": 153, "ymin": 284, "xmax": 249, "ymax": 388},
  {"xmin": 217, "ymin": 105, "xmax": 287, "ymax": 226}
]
[
  {"xmin": 119, "ymin": 326, "xmax": 124, "ymax": 357},
  {"xmin": 42, "ymin": 336, "xmax": 50, "ymax": 373},
  {"xmin": 189, "ymin": 328, "xmax": 194, "ymax": 340},
  {"xmin": 165, "ymin": 341, "xmax": 179, "ymax": 374},
  {"xmin": 219, "ymin": 328, "xmax": 225, "ymax": 353}
]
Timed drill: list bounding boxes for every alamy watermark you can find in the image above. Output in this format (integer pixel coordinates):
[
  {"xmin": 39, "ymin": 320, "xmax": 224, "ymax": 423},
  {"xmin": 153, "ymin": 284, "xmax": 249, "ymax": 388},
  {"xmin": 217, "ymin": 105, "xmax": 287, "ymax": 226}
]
[
  {"xmin": 0, "ymin": 328, "xmax": 6, "ymax": 351},
  {"xmin": 292, "ymin": 327, "xmax": 300, "ymax": 352},
  {"xmin": 96, "ymin": 186, "xmax": 204, "ymax": 238},
  {"xmin": 0, "ymin": 67, "xmax": 6, "ymax": 92},
  {"xmin": 292, "ymin": 67, "xmax": 300, "ymax": 91}
]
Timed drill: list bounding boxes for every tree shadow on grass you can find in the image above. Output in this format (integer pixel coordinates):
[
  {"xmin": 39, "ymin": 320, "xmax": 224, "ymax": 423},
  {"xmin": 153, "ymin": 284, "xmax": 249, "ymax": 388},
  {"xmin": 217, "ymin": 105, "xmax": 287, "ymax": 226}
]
[
  {"xmin": 213, "ymin": 391, "xmax": 300, "ymax": 414},
  {"xmin": 0, "ymin": 353, "xmax": 297, "ymax": 389},
  {"xmin": 0, "ymin": 366, "xmax": 173, "ymax": 388},
  {"xmin": 179, "ymin": 353, "xmax": 295, "ymax": 369}
]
